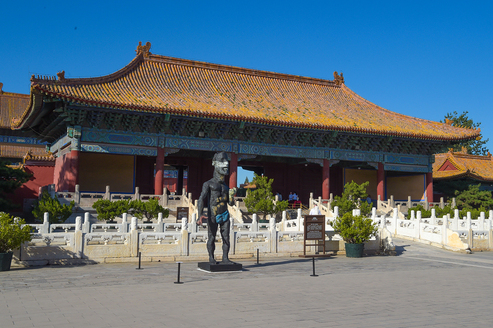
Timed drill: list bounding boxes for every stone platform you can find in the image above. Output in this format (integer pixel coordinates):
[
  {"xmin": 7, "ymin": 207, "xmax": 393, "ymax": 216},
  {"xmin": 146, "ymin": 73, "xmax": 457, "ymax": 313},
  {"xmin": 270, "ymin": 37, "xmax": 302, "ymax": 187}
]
[{"xmin": 198, "ymin": 261, "xmax": 242, "ymax": 272}]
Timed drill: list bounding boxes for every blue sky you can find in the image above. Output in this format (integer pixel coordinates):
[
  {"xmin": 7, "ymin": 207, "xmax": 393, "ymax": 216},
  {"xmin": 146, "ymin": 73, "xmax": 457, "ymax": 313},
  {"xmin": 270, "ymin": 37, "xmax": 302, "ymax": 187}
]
[{"xmin": 2, "ymin": 1, "xmax": 493, "ymax": 184}]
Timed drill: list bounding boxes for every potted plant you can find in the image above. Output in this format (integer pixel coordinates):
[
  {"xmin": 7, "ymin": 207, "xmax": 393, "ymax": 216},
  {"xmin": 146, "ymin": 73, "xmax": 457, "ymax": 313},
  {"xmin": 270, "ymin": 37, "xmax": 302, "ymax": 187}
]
[
  {"xmin": 0, "ymin": 212, "xmax": 32, "ymax": 271},
  {"xmin": 332, "ymin": 212, "xmax": 378, "ymax": 258}
]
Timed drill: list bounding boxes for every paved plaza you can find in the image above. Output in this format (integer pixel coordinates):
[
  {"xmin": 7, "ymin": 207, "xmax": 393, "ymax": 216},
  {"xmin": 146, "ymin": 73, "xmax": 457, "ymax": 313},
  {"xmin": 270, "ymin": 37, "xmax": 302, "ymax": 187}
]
[{"xmin": 2, "ymin": 239, "xmax": 493, "ymax": 328}]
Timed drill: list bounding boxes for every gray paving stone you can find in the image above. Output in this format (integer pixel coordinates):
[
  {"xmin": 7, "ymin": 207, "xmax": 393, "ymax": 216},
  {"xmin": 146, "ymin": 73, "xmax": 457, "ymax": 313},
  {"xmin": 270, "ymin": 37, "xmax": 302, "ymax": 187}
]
[{"xmin": 2, "ymin": 238, "xmax": 493, "ymax": 327}]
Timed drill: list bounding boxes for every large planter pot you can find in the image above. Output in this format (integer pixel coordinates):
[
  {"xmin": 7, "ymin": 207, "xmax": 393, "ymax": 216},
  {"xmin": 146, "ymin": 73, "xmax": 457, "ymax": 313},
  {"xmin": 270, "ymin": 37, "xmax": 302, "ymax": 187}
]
[
  {"xmin": 345, "ymin": 243, "xmax": 364, "ymax": 258},
  {"xmin": 0, "ymin": 251, "xmax": 13, "ymax": 271}
]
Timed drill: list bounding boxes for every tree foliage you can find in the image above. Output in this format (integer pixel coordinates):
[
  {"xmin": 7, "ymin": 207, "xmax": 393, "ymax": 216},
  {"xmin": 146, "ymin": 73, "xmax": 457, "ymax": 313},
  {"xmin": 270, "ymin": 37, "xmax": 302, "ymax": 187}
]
[
  {"xmin": 332, "ymin": 181, "xmax": 372, "ymax": 217},
  {"xmin": 407, "ymin": 184, "xmax": 493, "ymax": 218},
  {"xmin": 128, "ymin": 198, "xmax": 169, "ymax": 221},
  {"xmin": 244, "ymin": 174, "xmax": 288, "ymax": 217},
  {"xmin": 0, "ymin": 212, "xmax": 33, "ymax": 253},
  {"xmin": 442, "ymin": 111, "xmax": 489, "ymax": 155},
  {"xmin": 455, "ymin": 184, "xmax": 493, "ymax": 211},
  {"xmin": 92, "ymin": 198, "xmax": 169, "ymax": 222},
  {"xmin": 332, "ymin": 213, "xmax": 378, "ymax": 244},
  {"xmin": 32, "ymin": 191, "xmax": 74, "ymax": 224},
  {"xmin": 92, "ymin": 199, "xmax": 130, "ymax": 222},
  {"xmin": 0, "ymin": 161, "xmax": 32, "ymax": 212}
]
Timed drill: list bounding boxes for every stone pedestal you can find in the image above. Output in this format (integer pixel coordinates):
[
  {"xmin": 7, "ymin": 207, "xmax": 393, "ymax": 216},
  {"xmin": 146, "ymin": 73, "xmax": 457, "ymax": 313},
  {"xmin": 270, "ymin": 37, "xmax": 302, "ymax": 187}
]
[{"xmin": 198, "ymin": 262, "xmax": 242, "ymax": 272}]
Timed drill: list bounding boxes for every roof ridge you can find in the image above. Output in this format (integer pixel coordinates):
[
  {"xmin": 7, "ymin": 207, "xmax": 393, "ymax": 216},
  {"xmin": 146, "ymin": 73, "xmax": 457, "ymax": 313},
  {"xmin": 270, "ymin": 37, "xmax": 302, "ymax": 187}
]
[{"xmin": 147, "ymin": 53, "xmax": 341, "ymax": 87}]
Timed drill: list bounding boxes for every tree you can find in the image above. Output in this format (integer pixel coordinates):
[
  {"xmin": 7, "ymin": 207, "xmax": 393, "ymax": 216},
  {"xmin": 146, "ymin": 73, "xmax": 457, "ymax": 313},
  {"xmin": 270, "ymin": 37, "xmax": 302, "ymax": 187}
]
[
  {"xmin": 244, "ymin": 173, "xmax": 288, "ymax": 219},
  {"xmin": 92, "ymin": 199, "xmax": 130, "ymax": 222},
  {"xmin": 128, "ymin": 198, "xmax": 169, "ymax": 222},
  {"xmin": 442, "ymin": 111, "xmax": 489, "ymax": 155},
  {"xmin": 32, "ymin": 191, "xmax": 75, "ymax": 224},
  {"xmin": 455, "ymin": 184, "xmax": 493, "ymax": 211},
  {"xmin": 0, "ymin": 161, "xmax": 32, "ymax": 212},
  {"xmin": 244, "ymin": 176, "xmax": 249, "ymax": 185},
  {"xmin": 332, "ymin": 181, "xmax": 372, "ymax": 217}
]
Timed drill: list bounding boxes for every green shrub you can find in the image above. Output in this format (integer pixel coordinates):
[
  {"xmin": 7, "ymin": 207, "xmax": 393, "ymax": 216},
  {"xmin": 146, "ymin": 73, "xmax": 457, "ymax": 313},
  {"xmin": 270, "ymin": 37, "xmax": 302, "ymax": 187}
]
[
  {"xmin": 332, "ymin": 212, "xmax": 378, "ymax": 244},
  {"xmin": 92, "ymin": 199, "xmax": 130, "ymax": 222},
  {"xmin": 32, "ymin": 191, "xmax": 74, "ymax": 224},
  {"xmin": 0, "ymin": 212, "xmax": 32, "ymax": 253},
  {"xmin": 332, "ymin": 181, "xmax": 372, "ymax": 217},
  {"xmin": 128, "ymin": 198, "xmax": 169, "ymax": 222},
  {"xmin": 244, "ymin": 174, "xmax": 288, "ymax": 217}
]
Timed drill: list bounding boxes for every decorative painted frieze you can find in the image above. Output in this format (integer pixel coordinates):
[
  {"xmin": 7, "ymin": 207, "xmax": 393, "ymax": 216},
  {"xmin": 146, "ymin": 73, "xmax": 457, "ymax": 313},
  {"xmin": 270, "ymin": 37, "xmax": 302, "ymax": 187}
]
[
  {"xmin": 385, "ymin": 154, "xmax": 429, "ymax": 166},
  {"xmin": 81, "ymin": 144, "xmax": 157, "ymax": 156},
  {"xmin": 165, "ymin": 137, "xmax": 237, "ymax": 153},
  {"xmin": 239, "ymin": 143, "xmax": 324, "ymax": 159},
  {"xmin": 82, "ymin": 128, "xmax": 158, "ymax": 147},
  {"xmin": 330, "ymin": 150, "xmax": 383, "ymax": 162},
  {"xmin": 0, "ymin": 135, "xmax": 46, "ymax": 145},
  {"xmin": 384, "ymin": 164, "xmax": 429, "ymax": 173}
]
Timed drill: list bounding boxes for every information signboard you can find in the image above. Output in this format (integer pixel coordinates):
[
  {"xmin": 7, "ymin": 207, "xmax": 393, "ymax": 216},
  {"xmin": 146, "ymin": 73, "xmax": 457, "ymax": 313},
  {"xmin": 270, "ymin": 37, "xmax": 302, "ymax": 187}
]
[
  {"xmin": 303, "ymin": 215, "xmax": 326, "ymax": 256},
  {"xmin": 176, "ymin": 207, "xmax": 189, "ymax": 223}
]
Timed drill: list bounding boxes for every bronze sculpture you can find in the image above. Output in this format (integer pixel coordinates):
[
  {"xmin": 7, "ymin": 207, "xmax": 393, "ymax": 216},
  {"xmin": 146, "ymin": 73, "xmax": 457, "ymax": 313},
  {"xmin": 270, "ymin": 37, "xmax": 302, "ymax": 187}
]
[{"xmin": 197, "ymin": 152, "xmax": 237, "ymax": 265}]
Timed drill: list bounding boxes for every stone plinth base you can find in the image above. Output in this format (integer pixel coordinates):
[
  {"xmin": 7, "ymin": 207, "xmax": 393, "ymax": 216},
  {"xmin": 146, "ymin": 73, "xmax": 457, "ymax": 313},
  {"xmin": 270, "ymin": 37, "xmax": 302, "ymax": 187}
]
[{"xmin": 198, "ymin": 262, "xmax": 242, "ymax": 272}]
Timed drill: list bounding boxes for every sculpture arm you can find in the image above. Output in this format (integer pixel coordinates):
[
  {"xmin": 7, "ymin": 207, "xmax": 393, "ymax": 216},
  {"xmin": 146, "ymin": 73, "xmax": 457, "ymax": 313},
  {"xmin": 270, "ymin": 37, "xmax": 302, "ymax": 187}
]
[
  {"xmin": 228, "ymin": 187, "xmax": 237, "ymax": 206},
  {"xmin": 197, "ymin": 181, "xmax": 210, "ymax": 218}
]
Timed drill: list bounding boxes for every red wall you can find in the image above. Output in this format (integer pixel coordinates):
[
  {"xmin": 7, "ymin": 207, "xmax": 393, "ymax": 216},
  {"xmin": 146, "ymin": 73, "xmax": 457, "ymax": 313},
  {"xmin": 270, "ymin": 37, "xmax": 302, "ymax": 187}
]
[
  {"xmin": 54, "ymin": 151, "xmax": 79, "ymax": 192},
  {"xmin": 10, "ymin": 164, "xmax": 54, "ymax": 214}
]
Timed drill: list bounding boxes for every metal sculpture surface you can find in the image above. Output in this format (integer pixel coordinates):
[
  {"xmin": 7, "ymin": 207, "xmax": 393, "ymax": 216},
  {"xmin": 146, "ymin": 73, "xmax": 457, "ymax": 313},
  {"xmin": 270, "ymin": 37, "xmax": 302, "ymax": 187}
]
[{"xmin": 198, "ymin": 152, "xmax": 237, "ymax": 264}]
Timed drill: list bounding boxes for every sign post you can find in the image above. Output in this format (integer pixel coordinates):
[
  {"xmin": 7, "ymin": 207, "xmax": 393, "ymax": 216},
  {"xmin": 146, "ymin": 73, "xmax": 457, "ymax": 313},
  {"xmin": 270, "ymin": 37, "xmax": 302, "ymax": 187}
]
[
  {"xmin": 176, "ymin": 207, "xmax": 189, "ymax": 223},
  {"xmin": 301, "ymin": 215, "xmax": 328, "ymax": 257}
]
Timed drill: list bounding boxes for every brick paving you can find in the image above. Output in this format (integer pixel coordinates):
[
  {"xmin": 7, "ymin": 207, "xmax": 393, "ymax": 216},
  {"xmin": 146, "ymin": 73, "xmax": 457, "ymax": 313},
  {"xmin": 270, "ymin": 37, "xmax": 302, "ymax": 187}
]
[{"xmin": 2, "ymin": 239, "xmax": 493, "ymax": 327}]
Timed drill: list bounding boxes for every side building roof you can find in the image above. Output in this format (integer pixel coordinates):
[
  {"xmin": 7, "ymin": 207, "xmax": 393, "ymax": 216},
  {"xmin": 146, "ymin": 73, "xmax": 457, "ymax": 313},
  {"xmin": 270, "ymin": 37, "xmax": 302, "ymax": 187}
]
[
  {"xmin": 0, "ymin": 85, "xmax": 47, "ymax": 160},
  {"xmin": 13, "ymin": 42, "xmax": 479, "ymax": 142},
  {"xmin": 433, "ymin": 148, "xmax": 493, "ymax": 182}
]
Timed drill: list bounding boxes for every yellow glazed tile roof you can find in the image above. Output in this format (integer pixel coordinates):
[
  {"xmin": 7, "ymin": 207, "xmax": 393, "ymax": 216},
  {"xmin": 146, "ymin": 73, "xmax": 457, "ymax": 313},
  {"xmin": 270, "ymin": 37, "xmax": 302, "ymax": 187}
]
[
  {"xmin": 14, "ymin": 43, "xmax": 479, "ymax": 141},
  {"xmin": 433, "ymin": 150, "xmax": 493, "ymax": 181},
  {"xmin": 0, "ymin": 85, "xmax": 30, "ymax": 129},
  {"xmin": 0, "ymin": 144, "xmax": 47, "ymax": 160}
]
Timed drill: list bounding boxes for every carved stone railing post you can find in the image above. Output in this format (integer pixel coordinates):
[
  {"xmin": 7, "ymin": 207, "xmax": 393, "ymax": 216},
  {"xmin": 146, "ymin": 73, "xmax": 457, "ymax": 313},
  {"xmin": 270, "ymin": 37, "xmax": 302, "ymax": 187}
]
[
  {"xmin": 442, "ymin": 215, "xmax": 448, "ymax": 246},
  {"xmin": 162, "ymin": 187, "xmax": 168, "ymax": 207},
  {"xmin": 134, "ymin": 187, "xmax": 140, "ymax": 201},
  {"xmin": 104, "ymin": 186, "xmax": 110, "ymax": 200},
  {"xmin": 252, "ymin": 214, "xmax": 258, "ymax": 232},
  {"xmin": 42, "ymin": 212, "xmax": 50, "ymax": 233},
  {"xmin": 121, "ymin": 213, "xmax": 128, "ymax": 233},
  {"xmin": 74, "ymin": 216, "xmax": 83, "ymax": 258},
  {"xmin": 75, "ymin": 184, "xmax": 81, "ymax": 207},
  {"xmin": 83, "ymin": 212, "xmax": 90, "ymax": 233}
]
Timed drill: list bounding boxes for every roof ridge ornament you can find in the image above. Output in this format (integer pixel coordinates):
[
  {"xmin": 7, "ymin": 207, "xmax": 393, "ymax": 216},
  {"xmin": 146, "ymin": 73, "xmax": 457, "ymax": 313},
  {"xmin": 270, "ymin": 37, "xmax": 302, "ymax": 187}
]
[
  {"xmin": 136, "ymin": 41, "xmax": 152, "ymax": 58},
  {"xmin": 333, "ymin": 71, "xmax": 344, "ymax": 86}
]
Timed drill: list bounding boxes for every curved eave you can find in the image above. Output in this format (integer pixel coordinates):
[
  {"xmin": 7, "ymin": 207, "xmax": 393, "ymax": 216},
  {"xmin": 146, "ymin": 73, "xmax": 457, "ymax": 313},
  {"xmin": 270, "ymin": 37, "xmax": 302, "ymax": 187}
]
[
  {"xmin": 434, "ymin": 171, "xmax": 491, "ymax": 182},
  {"xmin": 11, "ymin": 88, "xmax": 44, "ymax": 130}
]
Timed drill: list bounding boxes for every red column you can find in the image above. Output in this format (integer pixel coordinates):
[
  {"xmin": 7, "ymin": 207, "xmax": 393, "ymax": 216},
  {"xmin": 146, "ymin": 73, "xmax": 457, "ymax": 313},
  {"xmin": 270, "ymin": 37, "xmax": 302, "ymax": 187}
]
[
  {"xmin": 426, "ymin": 172, "xmax": 433, "ymax": 202},
  {"xmin": 69, "ymin": 150, "xmax": 79, "ymax": 192},
  {"xmin": 229, "ymin": 153, "xmax": 238, "ymax": 189},
  {"xmin": 154, "ymin": 147, "xmax": 165, "ymax": 195},
  {"xmin": 377, "ymin": 162, "xmax": 385, "ymax": 201},
  {"xmin": 322, "ymin": 159, "xmax": 330, "ymax": 199}
]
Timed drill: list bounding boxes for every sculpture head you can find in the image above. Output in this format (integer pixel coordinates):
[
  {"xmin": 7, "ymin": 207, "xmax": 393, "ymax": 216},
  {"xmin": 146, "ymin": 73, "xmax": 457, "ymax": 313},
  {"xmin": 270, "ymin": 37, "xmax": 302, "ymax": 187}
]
[{"xmin": 212, "ymin": 152, "xmax": 229, "ymax": 177}]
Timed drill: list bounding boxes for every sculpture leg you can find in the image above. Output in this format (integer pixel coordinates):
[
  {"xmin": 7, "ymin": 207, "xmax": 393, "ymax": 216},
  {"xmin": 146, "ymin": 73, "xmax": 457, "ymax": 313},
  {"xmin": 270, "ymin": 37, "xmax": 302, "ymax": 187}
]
[
  {"xmin": 207, "ymin": 219, "xmax": 218, "ymax": 264},
  {"xmin": 220, "ymin": 219, "xmax": 232, "ymax": 264}
]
